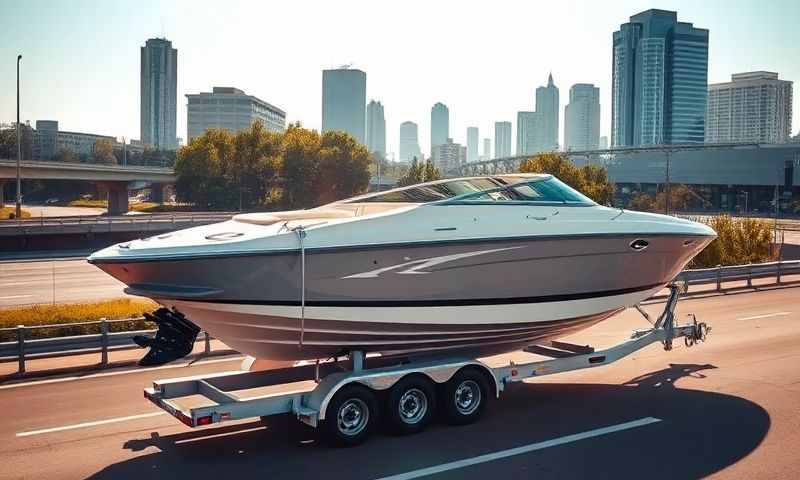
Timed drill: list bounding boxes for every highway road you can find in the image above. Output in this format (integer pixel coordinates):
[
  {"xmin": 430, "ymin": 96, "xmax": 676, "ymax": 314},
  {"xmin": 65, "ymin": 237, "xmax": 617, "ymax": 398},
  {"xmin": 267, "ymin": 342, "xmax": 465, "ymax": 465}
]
[
  {"xmin": 2, "ymin": 286, "xmax": 799, "ymax": 479},
  {"xmin": 0, "ymin": 259, "xmax": 128, "ymax": 307}
]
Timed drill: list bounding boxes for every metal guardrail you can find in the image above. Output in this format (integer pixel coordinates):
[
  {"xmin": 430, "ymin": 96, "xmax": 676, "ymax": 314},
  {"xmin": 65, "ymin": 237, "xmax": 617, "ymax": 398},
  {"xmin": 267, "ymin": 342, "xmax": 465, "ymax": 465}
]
[
  {"xmin": 0, "ymin": 212, "xmax": 235, "ymax": 229},
  {"xmin": 1, "ymin": 260, "xmax": 799, "ymax": 376},
  {"xmin": 0, "ymin": 318, "xmax": 218, "ymax": 374}
]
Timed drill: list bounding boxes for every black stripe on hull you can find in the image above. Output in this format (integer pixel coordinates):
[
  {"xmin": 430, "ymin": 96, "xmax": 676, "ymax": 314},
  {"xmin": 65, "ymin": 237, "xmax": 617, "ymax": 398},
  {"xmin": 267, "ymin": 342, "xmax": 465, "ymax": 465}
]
[{"xmin": 150, "ymin": 283, "xmax": 662, "ymax": 307}]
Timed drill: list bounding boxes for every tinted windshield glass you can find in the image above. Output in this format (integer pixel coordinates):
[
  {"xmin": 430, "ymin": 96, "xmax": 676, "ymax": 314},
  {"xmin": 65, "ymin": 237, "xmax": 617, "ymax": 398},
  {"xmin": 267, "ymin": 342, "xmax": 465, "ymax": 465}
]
[
  {"xmin": 450, "ymin": 177, "xmax": 595, "ymax": 205},
  {"xmin": 355, "ymin": 178, "xmax": 501, "ymax": 203}
]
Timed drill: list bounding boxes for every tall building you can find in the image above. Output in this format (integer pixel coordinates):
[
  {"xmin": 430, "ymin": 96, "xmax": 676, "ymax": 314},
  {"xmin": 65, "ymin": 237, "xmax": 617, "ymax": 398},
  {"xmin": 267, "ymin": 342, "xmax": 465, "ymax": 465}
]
[
  {"xmin": 322, "ymin": 67, "xmax": 367, "ymax": 143},
  {"xmin": 706, "ymin": 72, "xmax": 793, "ymax": 144},
  {"xmin": 35, "ymin": 120, "xmax": 58, "ymax": 160},
  {"xmin": 599, "ymin": 136, "xmax": 609, "ymax": 149},
  {"xmin": 430, "ymin": 102, "xmax": 449, "ymax": 155},
  {"xmin": 186, "ymin": 87, "xmax": 285, "ymax": 142},
  {"xmin": 611, "ymin": 9, "xmax": 709, "ymax": 147},
  {"xmin": 466, "ymin": 127, "xmax": 479, "ymax": 162},
  {"xmin": 140, "ymin": 38, "xmax": 178, "ymax": 151},
  {"xmin": 431, "ymin": 138, "xmax": 466, "ymax": 174},
  {"xmin": 399, "ymin": 121, "xmax": 421, "ymax": 162},
  {"xmin": 366, "ymin": 100, "xmax": 386, "ymax": 158},
  {"xmin": 535, "ymin": 74, "xmax": 560, "ymax": 151},
  {"xmin": 565, "ymin": 83, "xmax": 601, "ymax": 151},
  {"xmin": 494, "ymin": 121, "xmax": 512, "ymax": 158},
  {"xmin": 516, "ymin": 111, "xmax": 543, "ymax": 155},
  {"xmin": 482, "ymin": 138, "xmax": 491, "ymax": 160}
]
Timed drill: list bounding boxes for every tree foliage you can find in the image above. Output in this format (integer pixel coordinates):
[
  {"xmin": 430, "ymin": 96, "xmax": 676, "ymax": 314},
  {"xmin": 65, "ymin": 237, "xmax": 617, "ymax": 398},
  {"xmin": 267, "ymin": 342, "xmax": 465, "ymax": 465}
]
[
  {"xmin": 397, "ymin": 157, "xmax": 441, "ymax": 187},
  {"xmin": 93, "ymin": 139, "xmax": 117, "ymax": 165},
  {"xmin": 175, "ymin": 122, "xmax": 371, "ymax": 210},
  {"xmin": 626, "ymin": 185, "xmax": 699, "ymax": 213},
  {"xmin": 690, "ymin": 215, "xmax": 776, "ymax": 268},
  {"xmin": 518, "ymin": 152, "xmax": 615, "ymax": 204}
]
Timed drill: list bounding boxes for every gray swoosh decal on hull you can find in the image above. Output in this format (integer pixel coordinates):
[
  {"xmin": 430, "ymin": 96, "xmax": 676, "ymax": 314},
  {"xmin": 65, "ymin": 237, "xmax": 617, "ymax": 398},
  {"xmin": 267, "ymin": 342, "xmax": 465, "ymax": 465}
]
[{"xmin": 341, "ymin": 246, "xmax": 526, "ymax": 279}]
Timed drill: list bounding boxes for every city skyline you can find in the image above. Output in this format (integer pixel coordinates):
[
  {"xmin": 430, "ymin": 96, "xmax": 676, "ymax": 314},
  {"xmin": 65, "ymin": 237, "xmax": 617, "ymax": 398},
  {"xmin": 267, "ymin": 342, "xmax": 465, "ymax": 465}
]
[{"xmin": 2, "ymin": 0, "xmax": 800, "ymax": 159}]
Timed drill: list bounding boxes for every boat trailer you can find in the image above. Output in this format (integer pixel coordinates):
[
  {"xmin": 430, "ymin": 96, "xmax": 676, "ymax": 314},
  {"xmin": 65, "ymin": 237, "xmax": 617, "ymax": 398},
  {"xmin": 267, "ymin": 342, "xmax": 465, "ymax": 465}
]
[{"xmin": 144, "ymin": 285, "xmax": 709, "ymax": 446}]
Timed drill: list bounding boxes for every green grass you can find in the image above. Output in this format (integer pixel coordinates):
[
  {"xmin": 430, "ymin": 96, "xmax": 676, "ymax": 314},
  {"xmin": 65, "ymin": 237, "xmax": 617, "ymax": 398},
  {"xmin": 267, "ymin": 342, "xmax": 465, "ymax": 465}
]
[
  {"xmin": 67, "ymin": 199, "xmax": 196, "ymax": 213},
  {"xmin": 0, "ymin": 298, "xmax": 158, "ymax": 341},
  {"xmin": 0, "ymin": 206, "xmax": 31, "ymax": 219}
]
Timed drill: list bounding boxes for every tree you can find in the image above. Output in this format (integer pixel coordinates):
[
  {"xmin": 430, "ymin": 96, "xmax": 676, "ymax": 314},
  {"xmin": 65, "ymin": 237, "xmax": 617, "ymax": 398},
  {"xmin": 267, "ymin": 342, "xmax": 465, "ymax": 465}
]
[
  {"xmin": 175, "ymin": 129, "xmax": 235, "ymax": 208},
  {"xmin": 53, "ymin": 148, "xmax": 79, "ymax": 163},
  {"xmin": 519, "ymin": 152, "xmax": 615, "ymax": 204},
  {"xmin": 232, "ymin": 121, "xmax": 283, "ymax": 209},
  {"xmin": 397, "ymin": 157, "xmax": 441, "ymax": 187},
  {"xmin": 93, "ymin": 139, "xmax": 117, "ymax": 165},
  {"xmin": 627, "ymin": 192, "xmax": 656, "ymax": 212},
  {"xmin": 281, "ymin": 124, "xmax": 322, "ymax": 209},
  {"xmin": 0, "ymin": 123, "xmax": 34, "ymax": 160},
  {"xmin": 316, "ymin": 130, "xmax": 371, "ymax": 204}
]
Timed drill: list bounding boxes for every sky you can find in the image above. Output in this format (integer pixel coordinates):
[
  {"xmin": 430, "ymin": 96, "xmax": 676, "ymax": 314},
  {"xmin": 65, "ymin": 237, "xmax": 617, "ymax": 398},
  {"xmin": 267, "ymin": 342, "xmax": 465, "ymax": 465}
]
[{"xmin": 1, "ymin": 0, "xmax": 799, "ymax": 159}]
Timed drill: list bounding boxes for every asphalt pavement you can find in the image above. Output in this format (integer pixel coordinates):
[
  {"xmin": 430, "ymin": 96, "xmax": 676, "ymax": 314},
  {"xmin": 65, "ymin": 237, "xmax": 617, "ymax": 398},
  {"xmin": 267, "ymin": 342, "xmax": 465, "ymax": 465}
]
[
  {"xmin": 1, "ymin": 285, "xmax": 799, "ymax": 479},
  {"xmin": 0, "ymin": 258, "xmax": 128, "ymax": 307}
]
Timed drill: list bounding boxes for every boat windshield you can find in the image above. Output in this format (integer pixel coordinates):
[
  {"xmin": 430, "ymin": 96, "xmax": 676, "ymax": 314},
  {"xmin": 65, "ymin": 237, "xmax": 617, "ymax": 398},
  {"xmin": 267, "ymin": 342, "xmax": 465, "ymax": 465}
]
[
  {"xmin": 347, "ymin": 175, "xmax": 595, "ymax": 206},
  {"xmin": 444, "ymin": 176, "xmax": 596, "ymax": 205}
]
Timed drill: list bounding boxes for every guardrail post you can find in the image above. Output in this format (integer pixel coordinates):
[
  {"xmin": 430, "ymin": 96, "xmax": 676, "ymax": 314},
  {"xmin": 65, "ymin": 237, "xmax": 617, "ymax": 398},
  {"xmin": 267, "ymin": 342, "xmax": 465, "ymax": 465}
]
[
  {"xmin": 17, "ymin": 325, "xmax": 26, "ymax": 374},
  {"xmin": 100, "ymin": 318, "xmax": 109, "ymax": 367},
  {"xmin": 747, "ymin": 264, "xmax": 752, "ymax": 288},
  {"xmin": 777, "ymin": 260, "xmax": 782, "ymax": 285},
  {"xmin": 204, "ymin": 331, "xmax": 211, "ymax": 355},
  {"xmin": 716, "ymin": 265, "xmax": 722, "ymax": 291}
]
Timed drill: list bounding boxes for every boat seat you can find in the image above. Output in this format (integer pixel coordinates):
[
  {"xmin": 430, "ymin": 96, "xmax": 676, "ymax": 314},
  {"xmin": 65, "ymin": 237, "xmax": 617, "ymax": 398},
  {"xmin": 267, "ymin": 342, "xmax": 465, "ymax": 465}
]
[{"xmin": 233, "ymin": 208, "xmax": 357, "ymax": 226}]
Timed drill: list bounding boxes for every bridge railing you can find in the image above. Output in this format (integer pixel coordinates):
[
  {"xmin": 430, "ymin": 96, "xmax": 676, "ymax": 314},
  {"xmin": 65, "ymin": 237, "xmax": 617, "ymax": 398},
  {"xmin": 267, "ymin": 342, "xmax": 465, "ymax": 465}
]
[
  {"xmin": 0, "ymin": 212, "xmax": 235, "ymax": 229},
  {"xmin": 1, "ymin": 259, "xmax": 799, "ymax": 376}
]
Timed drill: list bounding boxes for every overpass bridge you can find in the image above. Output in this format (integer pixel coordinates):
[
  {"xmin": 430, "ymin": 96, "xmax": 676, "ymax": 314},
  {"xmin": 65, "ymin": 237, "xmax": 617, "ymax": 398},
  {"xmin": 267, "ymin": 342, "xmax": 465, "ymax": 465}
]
[{"xmin": 0, "ymin": 160, "xmax": 176, "ymax": 214}]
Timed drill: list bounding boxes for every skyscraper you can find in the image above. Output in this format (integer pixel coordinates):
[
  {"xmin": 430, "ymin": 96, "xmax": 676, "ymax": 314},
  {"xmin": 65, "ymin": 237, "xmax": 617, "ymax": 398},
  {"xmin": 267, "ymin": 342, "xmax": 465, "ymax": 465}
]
[
  {"xmin": 140, "ymin": 38, "xmax": 178, "ymax": 150},
  {"xmin": 186, "ymin": 87, "xmax": 285, "ymax": 142},
  {"xmin": 706, "ymin": 72, "xmax": 793, "ymax": 144},
  {"xmin": 366, "ymin": 100, "xmax": 386, "ymax": 158},
  {"xmin": 565, "ymin": 83, "xmax": 601, "ymax": 151},
  {"xmin": 535, "ymin": 74, "xmax": 560, "ymax": 151},
  {"xmin": 399, "ymin": 121, "xmax": 421, "ymax": 162},
  {"xmin": 494, "ymin": 121, "xmax": 512, "ymax": 158},
  {"xmin": 430, "ymin": 102, "xmax": 449, "ymax": 155},
  {"xmin": 612, "ymin": 9, "xmax": 709, "ymax": 147},
  {"xmin": 599, "ymin": 136, "xmax": 609, "ymax": 149},
  {"xmin": 322, "ymin": 67, "xmax": 367, "ymax": 143},
  {"xmin": 482, "ymin": 138, "xmax": 491, "ymax": 160},
  {"xmin": 431, "ymin": 138, "xmax": 466, "ymax": 174},
  {"xmin": 516, "ymin": 111, "xmax": 543, "ymax": 155},
  {"xmin": 466, "ymin": 127, "xmax": 479, "ymax": 162}
]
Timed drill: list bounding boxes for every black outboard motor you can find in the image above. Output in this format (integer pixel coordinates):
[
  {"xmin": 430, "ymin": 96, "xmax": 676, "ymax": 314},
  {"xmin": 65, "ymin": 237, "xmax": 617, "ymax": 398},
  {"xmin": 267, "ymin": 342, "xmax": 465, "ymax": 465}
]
[{"xmin": 134, "ymin": 308, "xmax": 201, "ymax": 366}]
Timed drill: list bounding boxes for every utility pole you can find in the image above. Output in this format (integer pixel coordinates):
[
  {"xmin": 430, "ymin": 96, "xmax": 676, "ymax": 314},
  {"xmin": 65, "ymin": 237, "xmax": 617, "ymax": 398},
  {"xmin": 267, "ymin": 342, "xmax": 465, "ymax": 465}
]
[{"xmin": 15, "ymin": 54, "xmax": 22, "ymax": 220}]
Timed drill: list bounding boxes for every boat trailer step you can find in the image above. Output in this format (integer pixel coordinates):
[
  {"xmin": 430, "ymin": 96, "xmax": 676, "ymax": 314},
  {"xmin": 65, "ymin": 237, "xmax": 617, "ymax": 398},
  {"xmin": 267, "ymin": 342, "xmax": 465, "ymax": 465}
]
[{"xmin": 525, "ymin": 341, "xmax": 595, "ymax": 358}]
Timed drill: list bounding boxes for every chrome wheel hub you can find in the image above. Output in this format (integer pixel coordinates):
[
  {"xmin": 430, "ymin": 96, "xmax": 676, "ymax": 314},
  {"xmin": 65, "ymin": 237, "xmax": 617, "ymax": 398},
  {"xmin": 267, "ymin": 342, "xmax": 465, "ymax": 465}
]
[
  {"xmin": 455, "ymin": 380, "xmax": 481, "ymax": 415},
  {"xmin": 337, "ymin": 398, "xmax": 369, "ymax": 436},
  {"xmin": 398, "ymin": 388, "xmax": 428, "ymax": 424}
]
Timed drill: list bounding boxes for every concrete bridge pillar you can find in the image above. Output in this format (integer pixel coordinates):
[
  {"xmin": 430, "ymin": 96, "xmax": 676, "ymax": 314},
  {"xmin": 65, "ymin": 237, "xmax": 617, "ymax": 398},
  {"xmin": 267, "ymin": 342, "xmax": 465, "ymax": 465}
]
[
  {"xmin": 149, "ymin": 183, "xmax": 166, "ymax": 203},
  {"xmin": 98, "ymin": 181, "xmax": 129, "ymax": 215}
]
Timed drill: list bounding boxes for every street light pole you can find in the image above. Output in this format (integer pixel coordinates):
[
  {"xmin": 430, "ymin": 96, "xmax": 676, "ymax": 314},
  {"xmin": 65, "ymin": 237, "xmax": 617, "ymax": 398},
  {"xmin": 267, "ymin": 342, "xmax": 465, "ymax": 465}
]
[{"xmin": 15, "ymin": 54, "xmax": 22, "ymax": 220}]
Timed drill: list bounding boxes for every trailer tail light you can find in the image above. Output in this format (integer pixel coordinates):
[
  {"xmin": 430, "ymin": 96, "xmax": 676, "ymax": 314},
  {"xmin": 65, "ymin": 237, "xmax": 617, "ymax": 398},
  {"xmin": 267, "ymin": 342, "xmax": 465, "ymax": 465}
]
[{"xmin": 196, "ymin": 415, "xmax": 213, "ymax": 426}]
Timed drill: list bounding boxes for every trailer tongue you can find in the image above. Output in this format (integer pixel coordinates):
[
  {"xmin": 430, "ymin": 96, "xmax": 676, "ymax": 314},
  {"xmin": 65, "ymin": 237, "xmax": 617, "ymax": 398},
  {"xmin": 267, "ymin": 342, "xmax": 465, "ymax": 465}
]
[{"xmin": 144, "ymin": 285, "xmax": 709, "ymax": 446}]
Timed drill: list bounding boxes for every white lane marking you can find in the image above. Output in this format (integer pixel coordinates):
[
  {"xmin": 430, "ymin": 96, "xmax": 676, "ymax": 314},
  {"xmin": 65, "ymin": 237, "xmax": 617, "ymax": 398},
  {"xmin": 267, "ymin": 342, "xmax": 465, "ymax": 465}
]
[
  {"xmin": 0, "ymin": 294, "xmax": 33, "ymax": 300},
  {"xmin": 16, "ymin": 412, "xmax": 166, "ymax": 437},
  {"xmin": 0, "ymin": 355, "xmax": 245, "ymax": 390},
  {"xmin": 738, "ymin": 311, "xmax": 791, "ymax": 321},
  {"xmin": 374, "ymin": 417, "xmax": 662, "ymax": 480}
]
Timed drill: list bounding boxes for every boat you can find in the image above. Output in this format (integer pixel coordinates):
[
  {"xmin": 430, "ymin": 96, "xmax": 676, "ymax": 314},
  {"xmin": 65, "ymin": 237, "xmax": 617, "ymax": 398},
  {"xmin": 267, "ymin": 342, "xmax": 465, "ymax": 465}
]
[{"xmin": 88, "ymin": 174, "xmax": 716, "ymax": 365}]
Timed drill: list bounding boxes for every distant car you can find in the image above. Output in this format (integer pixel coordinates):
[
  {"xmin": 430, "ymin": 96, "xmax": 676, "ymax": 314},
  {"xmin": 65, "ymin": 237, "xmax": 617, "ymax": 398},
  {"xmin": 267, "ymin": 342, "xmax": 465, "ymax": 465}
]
[{"xmin": 45, "ymin": 198, "xmax": 59, "ymax": 205}]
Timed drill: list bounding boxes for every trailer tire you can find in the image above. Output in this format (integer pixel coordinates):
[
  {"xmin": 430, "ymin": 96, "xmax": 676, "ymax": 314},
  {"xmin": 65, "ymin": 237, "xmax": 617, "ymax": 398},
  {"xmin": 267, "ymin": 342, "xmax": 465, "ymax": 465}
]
[
  {"xmin": 320, "ymin": 384, "xmax": 378, "ymax": 447},
  {"xmin": 385, "ymin": 375, "xmax": 437, "ymax": 435},
  {"xmin": 440, "ymin": 368, "xmax": 490, "ymax": 426}
]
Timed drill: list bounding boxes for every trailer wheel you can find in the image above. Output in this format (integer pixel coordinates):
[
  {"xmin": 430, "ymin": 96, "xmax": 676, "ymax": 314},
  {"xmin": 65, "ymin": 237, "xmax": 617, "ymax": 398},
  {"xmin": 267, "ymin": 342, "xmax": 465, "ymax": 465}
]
[
  {"xmin": 385, "ymin": 375, "xmax": 437, "ymax": 435},
  {"xmin": 321, "ymin": 384, "xmax": 378, "ymax": 447},
  {"xmin": 441, "ymin": 368, "xmax": 490, "ymax": 425}
]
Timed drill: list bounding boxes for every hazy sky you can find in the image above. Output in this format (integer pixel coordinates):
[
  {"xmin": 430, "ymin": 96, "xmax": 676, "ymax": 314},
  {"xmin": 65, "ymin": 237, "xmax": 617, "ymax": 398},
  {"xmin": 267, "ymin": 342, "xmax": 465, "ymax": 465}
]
[{"xmin": 1, "ymin": 0, "xmax": 798, "ymax": 158}]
